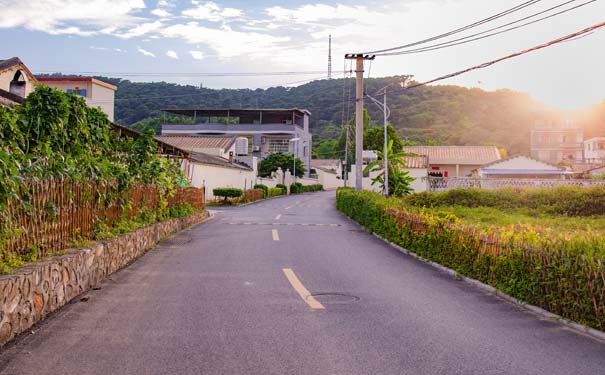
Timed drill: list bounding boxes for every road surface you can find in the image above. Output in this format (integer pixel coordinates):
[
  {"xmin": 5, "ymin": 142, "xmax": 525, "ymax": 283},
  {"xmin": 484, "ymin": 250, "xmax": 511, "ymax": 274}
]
[{"xmin": 1, "ymin": 191, "xmax": 605, "ymax": 374}]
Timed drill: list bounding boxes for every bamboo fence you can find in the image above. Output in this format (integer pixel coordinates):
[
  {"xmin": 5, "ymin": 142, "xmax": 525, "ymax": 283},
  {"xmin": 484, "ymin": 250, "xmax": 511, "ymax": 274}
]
[{"xmin": 1, "ymin": 179, "xmax": 205, "ymax": 257}]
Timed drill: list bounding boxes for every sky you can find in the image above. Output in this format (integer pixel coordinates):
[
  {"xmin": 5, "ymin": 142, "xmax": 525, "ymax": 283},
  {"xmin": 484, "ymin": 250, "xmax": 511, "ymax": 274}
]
[{"xmin": 1, "ymin": 0, "xmax": 604, "ymax": 110}]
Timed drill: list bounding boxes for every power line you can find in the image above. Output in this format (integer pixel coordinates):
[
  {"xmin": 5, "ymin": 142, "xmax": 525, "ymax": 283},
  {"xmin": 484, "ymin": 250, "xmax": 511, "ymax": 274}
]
[
  {"xmin": 34, "ymin": 70, "xmax": 332, "ymax": 78},
  {"xmin": 361, "ymin": 0, "xmax": 544, "ymax": 54},
  {"xmin": 391, "ymin": 21, "xmax": 605, "ymax": 92},
  {"xmin": 375, "ymin": 0, "xmax": 596, "ymax": 56}
]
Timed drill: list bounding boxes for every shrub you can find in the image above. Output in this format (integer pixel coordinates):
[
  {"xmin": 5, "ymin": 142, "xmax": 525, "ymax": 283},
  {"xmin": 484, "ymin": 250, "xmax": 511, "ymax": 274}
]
[
  {"xmin": 253, "ymin": 184, "xmax": 269, "ymax": 198},
  {"xmin": 302, "ymin": 184, "xmax": 324, "ymax": 192},
  {"xmin": 290, "ymin": 182, "xmax": 303, "ymax": 194},
  {"xmin": 336, "ymin": 188, "xmax": 605, "ymax": 331},
  {"xmin": 268, "ymin": 187, "xmax": 285, "ymax": 197},
  {"xmin": 276, "ymin": 184, "xmax": 287, "ymax": 195},
  {"xmin": 213, "ymin": 187, "xmax": 243, "ymax": 203}
]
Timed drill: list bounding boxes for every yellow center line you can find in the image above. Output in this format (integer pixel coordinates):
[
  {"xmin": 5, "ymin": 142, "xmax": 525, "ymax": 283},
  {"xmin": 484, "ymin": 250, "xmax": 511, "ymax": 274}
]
[
  {"xmin": 275, "ymin": 214, "xmax": 282, "ymax": 220},
  {"xmin": 282, "ymin": 268, "xmax": 325, "ymax": 310},
  {"xmin": 272, "ymin": 229, "xmax": 280, "ymax": 241},
  {"xmin": 284, "ymin": 206, "xmax": 292, "ymax": 210}
]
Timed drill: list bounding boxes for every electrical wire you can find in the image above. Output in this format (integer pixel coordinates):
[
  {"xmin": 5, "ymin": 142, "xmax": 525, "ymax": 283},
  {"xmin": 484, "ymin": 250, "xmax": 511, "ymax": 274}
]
[
  {"xmin": 361, "ymin": 0, "xmax": 544, "ymax": 54},
  {"xmin": 375, "ymin": 0, "xmax": 596, "ymax": 56},
  {"xmin": 391, "ymin": 21, "xmax": 605, "ymax": 93},
  {"xmin": 34, "ymin": 70, "xmax": 332, "ymax": 78}
]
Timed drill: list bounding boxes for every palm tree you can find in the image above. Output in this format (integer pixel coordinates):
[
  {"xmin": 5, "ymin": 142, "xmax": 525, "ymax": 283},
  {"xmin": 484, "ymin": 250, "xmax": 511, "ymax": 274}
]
[{"xmin": 363, "ymin": 139, "xmax": 415, "ymax": 197}]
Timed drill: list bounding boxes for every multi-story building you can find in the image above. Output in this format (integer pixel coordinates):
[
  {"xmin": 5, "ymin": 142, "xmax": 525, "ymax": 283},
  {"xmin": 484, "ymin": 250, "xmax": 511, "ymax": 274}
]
[
  {"xmin": 584, "ymin": 137, "xmax": 605, "ymax": 164},
  {"xmin": 530, "ymin": 117, "xmax": 583, "ymax": 164},
  {"xmin": 37, "ymin": 77, "xmax": 117, "ymax": 121},
  {"xmin": 161, "ymin": 108, "xmax": 313, "ymax": 176}
]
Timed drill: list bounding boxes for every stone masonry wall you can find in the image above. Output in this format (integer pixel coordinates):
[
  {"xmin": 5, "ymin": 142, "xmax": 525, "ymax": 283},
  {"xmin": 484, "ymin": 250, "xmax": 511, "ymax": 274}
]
[{"xmin": 0, "ymin": 210, "xmax": 209, "ymax": 346}]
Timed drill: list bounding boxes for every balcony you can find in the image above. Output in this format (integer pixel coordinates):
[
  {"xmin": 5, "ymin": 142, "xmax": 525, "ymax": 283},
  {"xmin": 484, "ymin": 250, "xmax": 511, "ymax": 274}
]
[{"xmin": 162, "ymin": 123, "xmax": 301, "ymax": 135}]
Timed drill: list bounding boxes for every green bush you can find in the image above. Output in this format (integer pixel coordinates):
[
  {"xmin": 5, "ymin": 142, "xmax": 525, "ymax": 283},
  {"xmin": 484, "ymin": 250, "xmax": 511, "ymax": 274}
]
[
  {"xmin": 276, "ymin": 184, "xmax": 287, "ymax": 195},
  {"xmin": 336, "ymin": 188, "xmax": 605, "ymax": 330},
  {"xmin": 403, "ymin": 186, "xmax": 605, "ymax": 216},
  {"xmin": 302, "ymin": 184, "xmax": 324, "ymax": 192},
  {"xmin": 213, "ymin": 187, "xmax": 243, "ymax": 203},
  {"xmin": 253, "ymin": 184, "xmax": 269, "ymax": 198},
  {"xmin": 268, "ymin": 187, "xmax": 285, "ymax": 197},
  {"xmin": 290, "ymin": 182, "xmax": 303, "ymax": 194}
]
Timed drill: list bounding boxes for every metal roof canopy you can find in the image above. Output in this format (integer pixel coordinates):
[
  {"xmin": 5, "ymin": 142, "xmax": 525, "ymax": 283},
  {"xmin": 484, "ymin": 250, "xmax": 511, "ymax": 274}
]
[{"xmin": 161, "ymin": 108, "xmax": 311, "ymax": 118}]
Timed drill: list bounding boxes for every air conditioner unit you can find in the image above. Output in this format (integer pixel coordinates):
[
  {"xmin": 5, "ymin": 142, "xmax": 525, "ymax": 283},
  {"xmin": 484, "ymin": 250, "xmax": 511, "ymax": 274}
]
[{"xmin": 253, "ymin": 146, "xmax": 261, "ymax": 152}]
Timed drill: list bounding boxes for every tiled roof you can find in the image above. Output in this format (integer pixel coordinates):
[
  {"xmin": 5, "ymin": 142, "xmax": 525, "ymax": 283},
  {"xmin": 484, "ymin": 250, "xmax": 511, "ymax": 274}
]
[
  {"xmin": 311, "ymin": 159, "xmax": 340, "ymax": 169},
  {"xmin": 402, "ymin": 156, "xmax": 429, "ymax": 169},
  {"xmin": 0, "ymin": 88, "xmax": 24, "ymax": 106},
  {"xmin": 189, "ymin": 152, "xmax": 252, "ymax": 171},
  {"xmin": 155, "ymin": 136, "xmax": 236, "ymax": 151},
  {"xmin": 0, "ymin": 57, "xmax": 38, "ymax": 84},
  {"xmin": 403, "ymin": 146, "xmax": 501, "ymax": 165},
  {"xmin": 478, "ymin": 155, "xmax": 566, "ymax": 171}
]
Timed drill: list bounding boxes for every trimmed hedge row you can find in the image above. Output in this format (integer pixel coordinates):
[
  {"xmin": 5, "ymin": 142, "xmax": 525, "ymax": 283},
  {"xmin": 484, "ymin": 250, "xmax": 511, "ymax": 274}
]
[
  {"xmin": 253, "ymin": 184, "xmax": 269, "ymax": 198},
  {"xmin": 404, "ymin": 186, "xmax": 605, "ymax": 216},
  {"xmin": 290, "ymin": 183, "xmax": 324, "ymax": 194},
  {"xmin": 268, "ymin": 187, "xmax": 286, "ymax": 197},
  {"xmin": 336, "ymin": 188, "xmax": 605, "ymax": 330}
]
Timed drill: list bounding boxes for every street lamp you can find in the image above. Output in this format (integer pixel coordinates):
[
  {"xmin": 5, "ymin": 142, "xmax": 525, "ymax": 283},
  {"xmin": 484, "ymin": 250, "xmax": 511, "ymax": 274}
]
[
  {"xmin": 289, "ymin": 137, "xmax": 301, "ymax": 180},
  {"xmin": 366, "ymin": 78, "xmax": 411, "ymax": 197}
]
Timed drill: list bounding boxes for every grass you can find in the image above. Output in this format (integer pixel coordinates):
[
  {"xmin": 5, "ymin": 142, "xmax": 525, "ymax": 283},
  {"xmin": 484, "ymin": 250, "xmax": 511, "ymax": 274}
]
[{"xmin": 426, "ymin": 205, "xmax": 605, "ymax": 234}]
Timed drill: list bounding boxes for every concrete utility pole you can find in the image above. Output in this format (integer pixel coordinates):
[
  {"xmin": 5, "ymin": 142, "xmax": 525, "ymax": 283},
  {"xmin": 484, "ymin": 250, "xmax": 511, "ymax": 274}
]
[
  {"xmin": 328, "ymin": 35, "xmax": 332, "ymax": 79},
  {"xmin": 345, "ymin": 53, "xmax": 375, "ymax": 191}
]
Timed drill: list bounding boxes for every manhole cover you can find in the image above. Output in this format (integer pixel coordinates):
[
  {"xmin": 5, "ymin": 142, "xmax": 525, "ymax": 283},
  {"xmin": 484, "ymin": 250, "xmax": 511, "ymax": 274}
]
[{"xmin": 307, "ymin": 293, "xmax": 360, "ymax": 304}]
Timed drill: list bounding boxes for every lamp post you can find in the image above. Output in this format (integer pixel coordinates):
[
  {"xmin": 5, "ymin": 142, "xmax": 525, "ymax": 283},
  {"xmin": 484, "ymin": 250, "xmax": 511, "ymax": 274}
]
[{"xmin": 289, "ymin": 137, "xmax": 301, "ymax": 180}]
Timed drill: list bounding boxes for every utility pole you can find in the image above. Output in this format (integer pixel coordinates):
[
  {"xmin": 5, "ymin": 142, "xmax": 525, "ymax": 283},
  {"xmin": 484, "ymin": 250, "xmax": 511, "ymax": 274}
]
[
  {"xmin": 344, "ymin": 126, "xmax": 349, "ymax": 187},
  {"xmin": 328, "ymin": 35, "xmax": 332, "ymax": 79},
  {"xmin": 345, "ymin": 53, "xmax": 375, "ymax": 191}
]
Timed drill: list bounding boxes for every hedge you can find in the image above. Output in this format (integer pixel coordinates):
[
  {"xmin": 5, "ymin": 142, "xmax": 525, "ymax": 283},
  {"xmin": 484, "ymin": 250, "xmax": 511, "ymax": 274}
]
[
  {"xmin": 213, "ymin": 187, "xmax": 243, "ymax": 203},
  {"xmin": 268, "ymin": 187, "xmax": 286, "ymax": 197},
  {"xmin": 253, "ymin": 184, "xmax": 269, "ymax": 198},
  {"xmin": 336, "ymin": 188, "xmax": 605, "ymax": 330},
  {"xmin": 276, "ymin": 184, "xmax": 287, "ymax": 195},
  {"xmin": 302, "ymin": 184, "xmax": 323, "ymax": 192},
  {"xmin": 290, "ymin": 182, "xmax": 304, "ymax": 194}
]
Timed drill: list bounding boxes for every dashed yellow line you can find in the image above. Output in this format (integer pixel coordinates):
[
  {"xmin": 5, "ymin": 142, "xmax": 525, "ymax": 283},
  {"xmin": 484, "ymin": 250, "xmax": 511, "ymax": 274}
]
[
  {"xmin": 272, "ymin": 229, "xmax": 280, "ymax": 241},
  {"xmin": 282, "ymin": 268, "xmax": 325, "ymax": 310}
]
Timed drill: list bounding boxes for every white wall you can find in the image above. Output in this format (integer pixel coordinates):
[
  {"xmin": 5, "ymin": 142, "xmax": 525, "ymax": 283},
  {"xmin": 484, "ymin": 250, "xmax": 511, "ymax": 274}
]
[
  {"xmin": 0, "ymin": 65, "xmax": 36, "ymax": 97},
  {"xmin": 189, "ymin": 163, "xmax": 257, "ymax": 200},
  {"xmin": 90, "ymin": 84, "xmax": 115, "ymax": 122}
]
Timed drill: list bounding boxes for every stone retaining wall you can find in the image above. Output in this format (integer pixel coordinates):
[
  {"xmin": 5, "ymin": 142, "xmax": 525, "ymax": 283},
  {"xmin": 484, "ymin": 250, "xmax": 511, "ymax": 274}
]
[{"xmin": 0, "ymin": 210, "xmax": 209, "ymax": 346}]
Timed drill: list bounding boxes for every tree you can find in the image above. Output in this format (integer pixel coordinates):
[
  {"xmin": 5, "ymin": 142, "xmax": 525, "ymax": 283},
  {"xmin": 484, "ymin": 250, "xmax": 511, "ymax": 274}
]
[
  {"xmin": 258, "ymin": 153, "xmax": 305, "ymax": 177},
  {"xmin": 364, "ymin": 140, "xmax": 415, "ymax": 197},
  {"xmin": 364, "ymin": 124, "xmax": 403, "ymax": 152}
]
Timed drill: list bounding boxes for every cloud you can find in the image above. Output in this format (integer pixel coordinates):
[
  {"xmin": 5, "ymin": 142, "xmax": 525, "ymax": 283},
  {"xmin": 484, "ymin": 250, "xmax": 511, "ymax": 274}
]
[
  {"xmin": 89, "ymin": 45, "xmax": 107, "ymax": 50},
  {"xmin": 114, "ymin": 48, "xmax": 127, "ymax": 52},
  {"xmin": 137, "ymin": 47, "xmax": 155, "ymax": 57},
  {"xmin": 166, "ymin": 50, "xmax": 179, "ymax": 59},
  {"xmin": 115, "ymin": 20, "xmax": 163, "ymax": 39},
  {"xmin": 189, "ymin": 51, "xmax": 204, "ymax": 60},
  {"xmin": 151, "ymin": 8, "xmax": 171, "ymax": 17},
  {"xmin": 182, "ymin": 2, "xmax": 244, "ymax": 22},
  {"xmin": 161, "ymin": 22, "xmax": 288, "ymax": 59},
  {"xmin": 0, "ymin": 0, "xmax": 146, "ymax": 36}
]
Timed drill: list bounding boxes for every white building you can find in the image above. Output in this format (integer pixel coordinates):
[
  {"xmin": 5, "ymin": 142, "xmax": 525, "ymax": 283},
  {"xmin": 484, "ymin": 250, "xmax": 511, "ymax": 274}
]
[
  {"xmin": 37, "ymin": 77, "xmax": 117, "ymax": 121},
  {"xmin": 584, "ymin": 137, "xmax": 605, "ymax": 163},
  {"xmin": 161, "ymin": 108, "xmax": 312, "ymax": 177},
  {"xmin": 474, "ymin": 155, "xmax": 570, "ymax": 179},
  {"xmin": 403, "ymin": 145, "xmax": 501, "ymax": 177}
]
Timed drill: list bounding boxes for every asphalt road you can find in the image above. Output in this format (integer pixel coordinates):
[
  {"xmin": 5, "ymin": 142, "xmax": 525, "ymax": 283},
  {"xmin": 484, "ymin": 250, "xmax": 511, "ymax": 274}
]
[{"xmin": 1, "ymin": 191, "xmax": 605, "ymax": 375}]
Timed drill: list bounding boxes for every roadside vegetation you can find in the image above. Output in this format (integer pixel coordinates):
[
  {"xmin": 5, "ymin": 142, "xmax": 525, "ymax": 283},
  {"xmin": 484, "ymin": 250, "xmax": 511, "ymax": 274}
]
[
  {"xmin": 0, "ymin": 86, "xmax": 198, "ymax": 273},
  {"xmin": 336, "ymin": 187, "xmax": 605, "ymax": 330}
]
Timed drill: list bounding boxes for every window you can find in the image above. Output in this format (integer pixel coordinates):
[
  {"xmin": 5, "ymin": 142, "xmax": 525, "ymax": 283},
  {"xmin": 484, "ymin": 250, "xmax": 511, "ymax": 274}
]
[
  {"xmin": 66, "ymin": 88, "xmax": 87, "ymax": 97},
  {"xmin": 267, "ymin": 139, "xmax": 289, "ymax": 153}
]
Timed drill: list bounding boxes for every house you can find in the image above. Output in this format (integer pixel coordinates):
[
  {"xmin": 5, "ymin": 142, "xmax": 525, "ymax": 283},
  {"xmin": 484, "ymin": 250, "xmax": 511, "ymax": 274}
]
[
  {"xmin": 37, "ymin": 77, "xmax": 117, "ymax": 121},
  {"xmin": 403, "ymin": 146, "xmax": 501, "ymax": 177},
  {"xmin": 584, "ymin": 137, "xmax": 605, "ymax": 164},
  {"xmin": 0, "ymin": 57, "xmax": 37, "ymax": 106},
  {"xmin": 186, "ymin": 152, "xmax": 257, "ymax": 200},
  {"xmin": 155, "ymin": 135, "xmax": 237, "ymax": 159},
  {"xmin": 473, "ymin": 155, "xmax": 571, "ymax": 179},
  {"xmin": 402, "ymin": 155, "xmax": 429, "ymax": 192},
  {"xmin": 585, "ymin": 165, "xmax": 605, "ymax": 178},
  {"xmin": 160, "ymin": 108, "xmax": 312, "ymax": 176},
  {"xmin": 530, "ymin": 115, "xmax": 583, "ymax": 164}
]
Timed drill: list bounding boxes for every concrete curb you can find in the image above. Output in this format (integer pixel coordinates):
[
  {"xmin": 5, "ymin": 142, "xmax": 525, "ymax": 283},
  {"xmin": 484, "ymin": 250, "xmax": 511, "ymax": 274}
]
[{"xmin": 368, "ymin": 232, "xmax": 605, "ymax": 343}]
